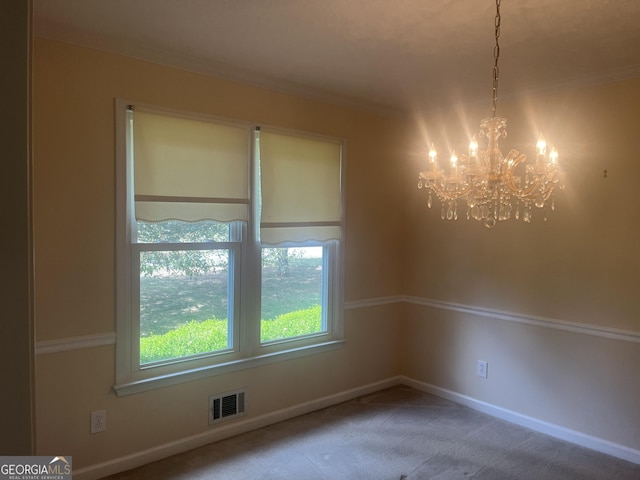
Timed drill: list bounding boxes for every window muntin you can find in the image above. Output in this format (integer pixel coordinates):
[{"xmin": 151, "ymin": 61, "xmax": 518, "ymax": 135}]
[{"xmin": 115, "ymin": 101, "xmax": 344, "ymax": 393}]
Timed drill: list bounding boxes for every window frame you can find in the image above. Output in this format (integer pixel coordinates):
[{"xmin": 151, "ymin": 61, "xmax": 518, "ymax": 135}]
[
  {"xmin": 132, "ymin": 239, "xmax": 242, "ymax": 367},
  {"xmin": 114, "ymin": 100, "xmax": 345, "ymax": 396}
]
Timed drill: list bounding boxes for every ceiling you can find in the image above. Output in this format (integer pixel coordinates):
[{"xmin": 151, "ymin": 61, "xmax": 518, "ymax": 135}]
[{"xmin": 33, "ymin": 0, "xmax": 640, "ymax": 115}]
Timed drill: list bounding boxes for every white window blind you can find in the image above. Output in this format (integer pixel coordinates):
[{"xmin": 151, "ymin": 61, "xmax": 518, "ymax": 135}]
[
  {"xmin": 132, "ymin": 109, "xmax": 250, "ymax": 223},
  {"xmin": 259, "ymin": 130, "xmax": 342, "ymax": 244}
]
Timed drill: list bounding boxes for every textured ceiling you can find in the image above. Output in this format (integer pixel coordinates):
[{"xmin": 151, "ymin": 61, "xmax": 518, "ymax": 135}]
[{"xmin": 34, "ymin": 0, "xmax": 640, "ymax": 115}]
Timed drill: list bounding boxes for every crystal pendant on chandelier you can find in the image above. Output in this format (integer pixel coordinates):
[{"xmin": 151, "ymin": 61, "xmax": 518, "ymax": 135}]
[{"xmin": 417, "ymin": 0, "xmax": 565, "ymax": 228}]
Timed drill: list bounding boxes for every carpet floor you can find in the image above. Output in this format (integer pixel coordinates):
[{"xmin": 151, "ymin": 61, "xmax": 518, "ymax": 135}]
[{"xmin": 103, "ymin": 385, "xmax": 640, "ymax": 479}]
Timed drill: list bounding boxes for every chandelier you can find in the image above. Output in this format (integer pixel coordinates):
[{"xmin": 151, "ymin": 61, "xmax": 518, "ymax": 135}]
[{"xmin": 418, "ymin": 0, "xmax": 565, "ymax": 228}]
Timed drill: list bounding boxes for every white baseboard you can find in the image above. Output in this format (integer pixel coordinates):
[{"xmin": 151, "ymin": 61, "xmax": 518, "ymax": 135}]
[
  {"xmin": 400, "ymin": 376, "xmax": 640, "ymax": 465},
  {"xmin": 72, "ymin": 376, "xmax": 402, "ymax": 480},
  {"xmin": 74, "ymin": 375, "xmax": 639, "ymax": 478}
]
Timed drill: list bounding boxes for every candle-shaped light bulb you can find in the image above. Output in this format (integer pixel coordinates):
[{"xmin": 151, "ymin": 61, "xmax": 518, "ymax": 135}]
[
  {"xmin": 450, "ymin": 150, "xmax": 458, "ymax": 168},
  {"xmin": 429, "ymin": 143, "xmax": 437, "ymax": 161},
  {"xmin": 469, "ymin": 135, "xmax": 478, "ymax": 158},
  {"xmin": 450, "ymin": 151, "xmax": 459, "ymax": 177},
  {"xmin": 428, "ymin": 143, "xmax": 438, "ymax": 171},
  {"xmin": 549, "ymin": 146, "xmax": 558, "ymax": 165},
  {"xmin": 536, "ymin": 134, "xmax": 547, "ymax": 155}
]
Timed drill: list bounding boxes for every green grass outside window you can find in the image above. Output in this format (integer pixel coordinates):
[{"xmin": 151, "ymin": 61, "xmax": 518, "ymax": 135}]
[{"xmin": 140, "ymin": 305, "xmax": 322, "ymax": 364}]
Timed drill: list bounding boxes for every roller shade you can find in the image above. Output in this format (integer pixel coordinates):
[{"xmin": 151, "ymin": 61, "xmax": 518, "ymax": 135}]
[
  {"xmin": 259, "ymin": 130, "xmax": 342, "ymax": 244},
  {"xmin": 133, "ymin": 109, "xmax": 250, "ymax": 222}
]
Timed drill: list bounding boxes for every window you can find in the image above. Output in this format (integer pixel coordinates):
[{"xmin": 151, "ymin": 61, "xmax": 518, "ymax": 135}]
[{"xmin": 115, "ymin": 101, "xmax": 344, "ymax": 395}]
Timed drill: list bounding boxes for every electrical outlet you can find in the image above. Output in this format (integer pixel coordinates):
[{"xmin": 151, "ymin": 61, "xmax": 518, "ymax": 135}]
[
  {"xmin": 477, "ymin": 360, "xmax": 488, "ymax": 378},
  {"xmin": 90, "ymin": 409, "xmax": 106, "ymax": 434}
]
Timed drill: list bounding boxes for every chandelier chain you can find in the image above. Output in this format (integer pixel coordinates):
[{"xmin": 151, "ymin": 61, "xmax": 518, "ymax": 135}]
[{"xmin": 492, "ymin": 0, "xmax": 501, "ymax": 117}]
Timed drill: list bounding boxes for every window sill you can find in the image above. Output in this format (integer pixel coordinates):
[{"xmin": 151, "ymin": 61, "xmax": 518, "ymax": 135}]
[{"xmin": 113, "ymin": 339, "xmax": 345, "ymax": 397}]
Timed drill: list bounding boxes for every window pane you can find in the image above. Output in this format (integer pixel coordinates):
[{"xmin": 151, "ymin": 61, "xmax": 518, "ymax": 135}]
[
  {"xmin": 261, "ymin": 247, "xmax": 324, "ymax": 343},
  {"xmin": 136, "ymin": 220, "xmax": 230, "ymax": 243},
  {"xmin": 139, "ymin": 249, "xmax": 231, "ymax": 364}
]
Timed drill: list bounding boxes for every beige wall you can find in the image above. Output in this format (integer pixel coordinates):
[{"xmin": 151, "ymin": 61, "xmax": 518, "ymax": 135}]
[
  {"xmin": 402, "ymin": 80, "xmax": 640, "ymax": 450},
  {"xmin": 33, "ymin": 38, "xmax": 404, "ymax": 469}
]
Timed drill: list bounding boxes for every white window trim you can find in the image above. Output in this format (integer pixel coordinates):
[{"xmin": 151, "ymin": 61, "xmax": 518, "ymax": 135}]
[{"xmin": 114, "ymin": 99, "xmax": 345, "ymax": 396}]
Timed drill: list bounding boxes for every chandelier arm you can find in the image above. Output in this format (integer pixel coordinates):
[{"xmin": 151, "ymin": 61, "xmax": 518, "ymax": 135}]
[
  {"xmin": 513, "ymin": 180, "xmax": 540, "ymax": 200},
  {"xmin": 511, "ymin": 175, "xmax": 559, "ymax": 203},
  {"xmin": 423, "ymin": 177, "xmax": 474, "ymax": 202},
  {"xmin": 445, "ymin": 184, "xmax": 474, "ymax": 202},
  {"xmin": 502, "ymin": 151, "xmax": 527, "ymax": 195},
  {"xmin": 503, "ymin": 151, "xmax": 559, "ymax": 202}
]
